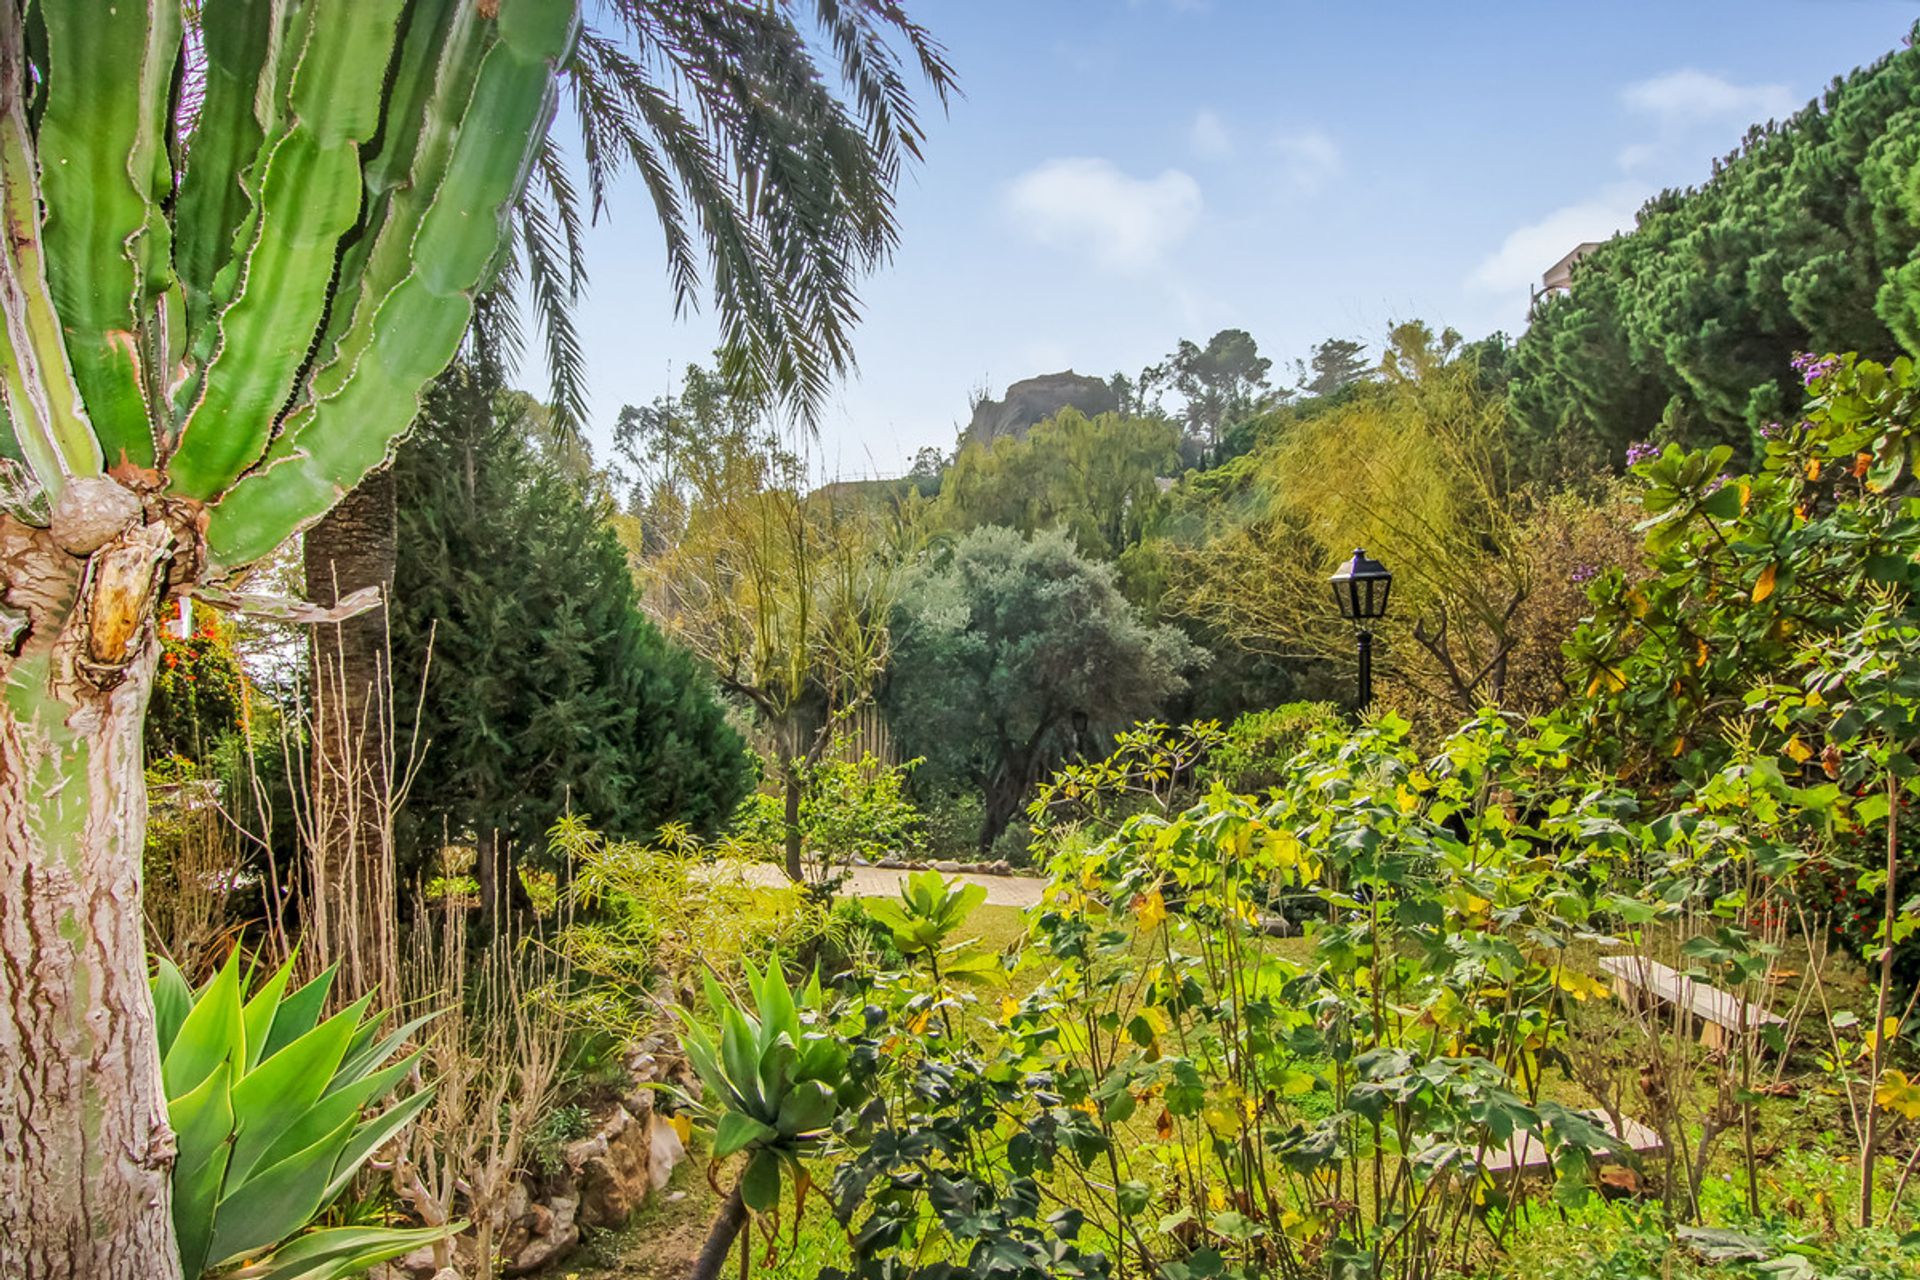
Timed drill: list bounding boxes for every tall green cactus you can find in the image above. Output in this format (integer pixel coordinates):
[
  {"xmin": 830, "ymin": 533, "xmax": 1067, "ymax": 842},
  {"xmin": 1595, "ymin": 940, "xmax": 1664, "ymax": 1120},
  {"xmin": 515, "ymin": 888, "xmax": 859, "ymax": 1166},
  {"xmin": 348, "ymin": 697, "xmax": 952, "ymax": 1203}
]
[{"xmin": 0, "ymin": 4, "xmax": 577, "ymax": 1276}]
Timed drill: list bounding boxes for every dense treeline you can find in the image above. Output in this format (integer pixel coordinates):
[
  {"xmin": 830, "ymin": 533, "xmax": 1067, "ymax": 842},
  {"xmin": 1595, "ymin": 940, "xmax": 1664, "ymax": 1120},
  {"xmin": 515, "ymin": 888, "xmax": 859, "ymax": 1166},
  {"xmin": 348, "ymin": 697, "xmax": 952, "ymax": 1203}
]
[{"xmin": 1510, "ymin": 29, "xmax": 1920, "ymax": 480}]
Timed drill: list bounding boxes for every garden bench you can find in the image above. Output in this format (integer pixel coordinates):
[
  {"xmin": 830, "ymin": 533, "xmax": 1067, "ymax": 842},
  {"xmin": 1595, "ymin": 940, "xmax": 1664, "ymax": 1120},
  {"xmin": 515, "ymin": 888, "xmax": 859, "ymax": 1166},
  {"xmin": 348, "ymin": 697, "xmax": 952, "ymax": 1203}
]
[
  {"xmin": 1481, "ymin": 1108, "xmax": 1664, "ymax": 1175},
  {"xmin": 1598, "ymin": 955, "xmax": 1785, "ymax": 1051}
]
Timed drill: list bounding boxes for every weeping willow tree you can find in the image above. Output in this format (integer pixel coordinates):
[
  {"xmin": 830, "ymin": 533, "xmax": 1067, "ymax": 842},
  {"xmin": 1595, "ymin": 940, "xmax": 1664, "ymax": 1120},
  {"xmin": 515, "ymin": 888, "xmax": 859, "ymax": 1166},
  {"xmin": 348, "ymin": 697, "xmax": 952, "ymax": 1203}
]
[
  {"xmin": 1171, "ymin": 323, "xmax": 1531, "ymax": 716},
  {"xmin": 0, "ymin": 2, "xmax": 575, "ymax": 1272}
]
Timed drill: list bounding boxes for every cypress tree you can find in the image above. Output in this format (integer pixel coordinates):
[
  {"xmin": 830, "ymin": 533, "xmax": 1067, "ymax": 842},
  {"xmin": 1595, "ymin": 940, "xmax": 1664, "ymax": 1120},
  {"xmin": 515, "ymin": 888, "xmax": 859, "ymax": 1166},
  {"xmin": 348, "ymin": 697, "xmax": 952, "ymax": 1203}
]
[{"xmin": 389, "ymin": 367, "xmax": 750, "ymax": 907}]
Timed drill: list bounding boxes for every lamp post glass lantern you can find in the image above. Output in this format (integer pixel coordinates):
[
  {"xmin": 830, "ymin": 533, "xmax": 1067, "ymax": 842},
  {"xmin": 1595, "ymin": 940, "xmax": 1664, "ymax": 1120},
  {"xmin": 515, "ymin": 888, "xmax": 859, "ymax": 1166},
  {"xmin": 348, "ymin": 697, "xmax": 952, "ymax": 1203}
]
[{"xmin": 1329, "ymin": 549, "xmax": 1391, "ymax": 709}]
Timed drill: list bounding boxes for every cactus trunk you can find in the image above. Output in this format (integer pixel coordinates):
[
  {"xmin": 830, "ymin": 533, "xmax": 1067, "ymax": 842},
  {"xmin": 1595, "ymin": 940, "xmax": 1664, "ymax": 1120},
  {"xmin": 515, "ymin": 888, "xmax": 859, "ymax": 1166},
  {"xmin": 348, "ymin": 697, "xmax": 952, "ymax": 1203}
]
[{"xmin": 0, "ymin": 520, "xmax": 179, "ymax": 1279}]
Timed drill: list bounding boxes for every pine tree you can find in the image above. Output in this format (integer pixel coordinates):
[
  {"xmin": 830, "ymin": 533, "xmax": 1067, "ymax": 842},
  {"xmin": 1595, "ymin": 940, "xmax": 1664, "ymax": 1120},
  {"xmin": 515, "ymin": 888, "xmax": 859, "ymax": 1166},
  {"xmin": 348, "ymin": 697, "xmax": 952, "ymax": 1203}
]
[{"xmin": 389, "ymin": 368, "xmax": 750, "ymax": 915}]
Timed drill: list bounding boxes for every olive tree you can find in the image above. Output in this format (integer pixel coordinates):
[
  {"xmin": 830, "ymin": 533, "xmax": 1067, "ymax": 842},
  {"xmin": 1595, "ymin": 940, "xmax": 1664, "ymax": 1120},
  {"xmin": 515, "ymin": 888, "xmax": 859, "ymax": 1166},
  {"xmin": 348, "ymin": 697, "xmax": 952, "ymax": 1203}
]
[{"xmin": 0, "ymin": 3, "xmax": 573, "ymax": 1273}]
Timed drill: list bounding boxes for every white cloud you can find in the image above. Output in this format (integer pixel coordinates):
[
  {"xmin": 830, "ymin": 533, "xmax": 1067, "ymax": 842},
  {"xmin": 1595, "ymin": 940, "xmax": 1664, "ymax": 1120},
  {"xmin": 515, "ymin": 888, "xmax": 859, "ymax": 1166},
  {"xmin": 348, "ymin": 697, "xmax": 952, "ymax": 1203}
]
[
  {"xmin": 1272, "ymin": 127, "xmax": 1341, "ymax": 194},
  {"xmin": 1615, "ymin": 141, "xmax": 1659, "ymax": 172},
  {"xmin": 1468, "ymin": 190, "xmax": 1643, "ymax": 294},
  {"xmin": 1190, "ymin": 109, "xmax": 1232, "ymax": 160},
  {"xmin": 1620, "ymin": 69, "xmax": 1795, "ymax": 125},
  {"xmin": 1002, "ymin": 158, "xmax": 1202, "ymax": 272}
]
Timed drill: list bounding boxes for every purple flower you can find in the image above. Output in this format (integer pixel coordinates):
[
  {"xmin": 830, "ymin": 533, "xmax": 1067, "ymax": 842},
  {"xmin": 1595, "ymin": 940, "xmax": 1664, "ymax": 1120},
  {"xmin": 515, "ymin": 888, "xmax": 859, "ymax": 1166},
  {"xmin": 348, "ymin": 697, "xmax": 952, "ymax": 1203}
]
[
  {"xmin": 1759, "ymin": 421, "xmax": 1786, "ymax": 440},
  {"xmin": 1625, "ymin": 440, "xmax": 1661, "ymax": 466},
  {"xmin": 1705, "ymin": 472, "xmax": 1733, "ymax": 493},
  {"xmin": 1570, "ymin": 563, "xmax": 1599, "ymax": 584},
  {"xmin": 1791, "ymin": 352, "xmax": 1841, "ymax": 387}
]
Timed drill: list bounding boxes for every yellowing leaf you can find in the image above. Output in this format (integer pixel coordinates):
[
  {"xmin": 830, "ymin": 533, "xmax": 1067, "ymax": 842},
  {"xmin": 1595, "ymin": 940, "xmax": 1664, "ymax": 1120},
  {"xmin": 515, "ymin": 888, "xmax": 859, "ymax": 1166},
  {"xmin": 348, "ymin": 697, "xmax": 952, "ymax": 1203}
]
[
  {"xmin": 1396, "ymin": 785, "xmax": 1420, "ymax": 814},
  {"xmin": 1000, "ymin": 996, "xmax": 1020, "ymax": 1023},
  {"xmin": 1875, "ymin": 1069, "xmax": 1920, "ymax": 1121},
  {"xmin": 1786, "ymin": 735, "xmax": 1813, "ymax": 764},
  {"xmin": 670, "ymin": 1114, "xmax": 692, "ymax": 1145},
  {"xmin": 1555, "ymin": 969, "xmax": 1610, "ymax": 1002},
  {"xmin": 1752, "ymin": 563, "xmax": 1777, "ymax": 603},
  {"xmin": 1133, "ymin": 890, "xmax": 1168, "ymax": 931},
  {"xmin": 1806, "ymin": 457, "xmax": 1822, "ymax": 482}
]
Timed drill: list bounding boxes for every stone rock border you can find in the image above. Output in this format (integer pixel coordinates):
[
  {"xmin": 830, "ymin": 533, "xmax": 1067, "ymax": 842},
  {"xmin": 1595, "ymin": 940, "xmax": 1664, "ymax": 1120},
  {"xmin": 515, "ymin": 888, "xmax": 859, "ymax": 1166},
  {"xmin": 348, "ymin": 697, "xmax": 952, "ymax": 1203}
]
[
  {"xmin": 855, "ymin": 854, "xmax": 1024, "ymax": 877},
  {"xmin": 374, "ymin": 1034, "xmax": 697, "ymax": 1279}
]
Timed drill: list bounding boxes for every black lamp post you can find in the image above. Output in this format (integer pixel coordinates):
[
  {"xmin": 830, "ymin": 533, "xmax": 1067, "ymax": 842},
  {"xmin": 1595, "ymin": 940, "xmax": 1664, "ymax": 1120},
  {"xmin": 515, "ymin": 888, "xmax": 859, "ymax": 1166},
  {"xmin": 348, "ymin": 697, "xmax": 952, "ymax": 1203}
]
[{"xmin": 1329, "ymin": 548, "xmax": 1392, "ymax": 710}]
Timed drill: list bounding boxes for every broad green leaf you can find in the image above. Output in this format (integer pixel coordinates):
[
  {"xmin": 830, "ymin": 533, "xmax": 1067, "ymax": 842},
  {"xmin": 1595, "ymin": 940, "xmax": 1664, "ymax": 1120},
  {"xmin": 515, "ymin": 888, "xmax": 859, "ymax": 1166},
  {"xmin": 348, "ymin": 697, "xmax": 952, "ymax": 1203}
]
[
  {"xmin": 241, "ymin": 955, "xmax": 300, "ymax": 1072},
  {"xmin": 318, "ymin": 1086, "xmax": 436, "ymax": 1206},
  {"xmin": 331, "ymin": 1007, "xmax": 438, "ymax": 1090},
  {"xmin": 240, "ymin": 1223, "xmax": 462, "ymax": 1280},
  {"xmin": 165, "ymin": 949, "xmax": 245, "ymax": 1099},
  {"xmin": 208, "ymin": 1113, "xmax": 358, "ymax": 1269},
  {"xmin": 227, "ymin": 1000, "xmax": 362, "ymax": 1183},
  {"xmin": 152, "ymin": 958, "xmax": 194, "ymax": 1060},
  {"xmin": 169, "ymin": 1059, "xmax": 237, "ymax": 1279},
  {"xmin": 255, "ymin": 1052, "xmax": 420, "ymax": 1176},
  {"xmin": 775, "ymin": 1079, "xmax": 836, "ymax": 1137},
  {"xmin": 740, "ymin": 1148, "xmax": 782, "ymax": 1213},
  {"xmin": 261, "ymin": 966, "xmax": 338, "ymax": 1062},
  {"xmin": 713, "ymin": 1111, "xmax": 777, "ymax": 1159}
]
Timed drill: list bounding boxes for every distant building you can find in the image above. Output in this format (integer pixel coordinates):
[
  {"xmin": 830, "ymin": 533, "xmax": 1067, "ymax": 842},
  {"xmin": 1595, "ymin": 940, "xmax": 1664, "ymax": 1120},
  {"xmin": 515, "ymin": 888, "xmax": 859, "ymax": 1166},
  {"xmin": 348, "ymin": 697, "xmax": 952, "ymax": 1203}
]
[{"xmin": 1531, "ymin": 241, "xmax": 1602, "ymax": 310}]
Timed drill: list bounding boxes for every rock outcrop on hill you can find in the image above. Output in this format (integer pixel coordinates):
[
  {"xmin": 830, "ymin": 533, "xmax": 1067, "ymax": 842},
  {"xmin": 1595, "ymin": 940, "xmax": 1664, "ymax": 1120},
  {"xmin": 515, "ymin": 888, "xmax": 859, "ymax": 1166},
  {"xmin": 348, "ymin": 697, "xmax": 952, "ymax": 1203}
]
[{"xmin": 966, "ymin": 370, "xmax": 1116, "ymax": 446}]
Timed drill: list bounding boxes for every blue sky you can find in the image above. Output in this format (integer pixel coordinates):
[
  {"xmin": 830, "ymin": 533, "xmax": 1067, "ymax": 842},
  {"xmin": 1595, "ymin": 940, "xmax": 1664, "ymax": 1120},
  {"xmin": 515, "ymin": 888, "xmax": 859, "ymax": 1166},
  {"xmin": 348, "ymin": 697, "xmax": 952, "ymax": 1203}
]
[{"xmin": 542, "ymin": 1, "xmax": 1918, "ymax": 482}]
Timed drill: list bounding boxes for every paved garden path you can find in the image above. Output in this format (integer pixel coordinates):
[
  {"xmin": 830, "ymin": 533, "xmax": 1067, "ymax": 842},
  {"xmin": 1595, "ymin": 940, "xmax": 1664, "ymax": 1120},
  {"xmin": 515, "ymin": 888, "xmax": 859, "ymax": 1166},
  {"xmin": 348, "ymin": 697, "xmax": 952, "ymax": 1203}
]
[{"xmin": 725, "ymin": 860, "xmax": 1049, "ymax": 908}]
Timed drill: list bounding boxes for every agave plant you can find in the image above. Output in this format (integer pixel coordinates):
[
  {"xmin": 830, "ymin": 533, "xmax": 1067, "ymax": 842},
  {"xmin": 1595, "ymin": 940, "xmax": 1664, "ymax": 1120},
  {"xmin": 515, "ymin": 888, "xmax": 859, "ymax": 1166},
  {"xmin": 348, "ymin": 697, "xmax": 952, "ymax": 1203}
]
[
  {"xmin": 677, "ymin": 957, "xmax": 857, "ymax": 1279},
  {"xmin": 864, "ymin": 869, "xmax": 1003, "ymax": 986},
  {"xmin": 154, "ymin": 952, "xmax": 447, "ymax": 1279}
]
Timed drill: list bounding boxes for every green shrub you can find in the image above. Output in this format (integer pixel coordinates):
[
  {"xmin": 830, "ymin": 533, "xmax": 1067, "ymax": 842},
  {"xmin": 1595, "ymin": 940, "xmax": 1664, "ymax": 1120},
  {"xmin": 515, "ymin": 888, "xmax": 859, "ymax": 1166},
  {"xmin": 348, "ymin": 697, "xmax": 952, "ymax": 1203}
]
[
  {"xmin": 528, "ymin": 1103, "xmax": 592, "ymax": 1177},
  {"xmin": 154, "ymin": 950, "xmax": 448, "ymax": 1278},
  {"xmin": 726, "ymin": 745, "xmax": 925, "ymax": 865},
  {"xmin": 148, "ymin": 621, "xmax": 249, "ymax": 765},
  {"xmin": 1200, "ymin": 701, "xmax": 1343, "ymax": 794},
  {"xmin": 556, "ymin": 817, "xmax": 838, "ymax": 1042}
]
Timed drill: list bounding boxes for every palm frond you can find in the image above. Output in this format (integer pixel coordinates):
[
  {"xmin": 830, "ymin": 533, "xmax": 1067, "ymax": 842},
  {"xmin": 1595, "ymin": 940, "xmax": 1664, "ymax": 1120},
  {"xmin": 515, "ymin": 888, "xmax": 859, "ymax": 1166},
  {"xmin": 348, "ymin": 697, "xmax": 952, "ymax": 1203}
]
[{"xmin": 501, "ymin": 0, "xmax": 954, "ymax": 428}]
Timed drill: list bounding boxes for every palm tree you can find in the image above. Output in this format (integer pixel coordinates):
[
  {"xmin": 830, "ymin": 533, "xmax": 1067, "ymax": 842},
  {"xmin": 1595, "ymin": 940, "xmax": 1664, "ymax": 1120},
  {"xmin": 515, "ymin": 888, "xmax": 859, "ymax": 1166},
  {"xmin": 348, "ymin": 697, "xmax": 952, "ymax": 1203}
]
[{"xmin": 300, "ymin": 0, "xmax": 954, "ymax": 940}]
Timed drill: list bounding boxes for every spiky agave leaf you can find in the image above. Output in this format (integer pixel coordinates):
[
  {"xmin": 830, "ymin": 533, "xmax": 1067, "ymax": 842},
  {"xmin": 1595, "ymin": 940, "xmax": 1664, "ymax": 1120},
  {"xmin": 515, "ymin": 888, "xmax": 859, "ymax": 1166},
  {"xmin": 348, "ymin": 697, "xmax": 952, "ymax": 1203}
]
[{"xmin": 159, "ymin": 948, "xmax": 446, "ymax": 1277}]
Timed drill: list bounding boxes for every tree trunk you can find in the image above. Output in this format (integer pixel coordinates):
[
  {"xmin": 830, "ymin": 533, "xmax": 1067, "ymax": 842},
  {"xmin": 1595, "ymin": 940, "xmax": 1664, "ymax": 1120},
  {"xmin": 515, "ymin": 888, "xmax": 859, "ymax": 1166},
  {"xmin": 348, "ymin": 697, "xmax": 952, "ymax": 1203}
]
[
  {"xmin": 781, "ymin": 756, "xmax": 805, "ymax": 884},
  {"xmin": 304, "ymin": 470, "xmax": 399, "ymax": 1002},
  {"xmin": 689, "ymin": 1186, "xmax": 748, "ymax": 1280},
  {"xmin": 979, "ymin": 764, "xmax": 1027, "ymax": 855},
  {"xmin": 0, "ymin": 517, "xmax": 182, "ymax": 1277}
]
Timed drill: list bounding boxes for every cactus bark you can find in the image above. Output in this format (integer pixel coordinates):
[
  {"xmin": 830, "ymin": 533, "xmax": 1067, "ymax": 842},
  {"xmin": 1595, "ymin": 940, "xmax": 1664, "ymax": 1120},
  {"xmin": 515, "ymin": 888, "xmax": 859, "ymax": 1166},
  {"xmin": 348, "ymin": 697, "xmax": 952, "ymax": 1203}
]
[
  {"xmin": 0, "ymin": 1, "xmax": 579, "ymax": 1269},
  {"xmin": 0, "ymin": 517, "xmax": 180, "ymax": 1280}
]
